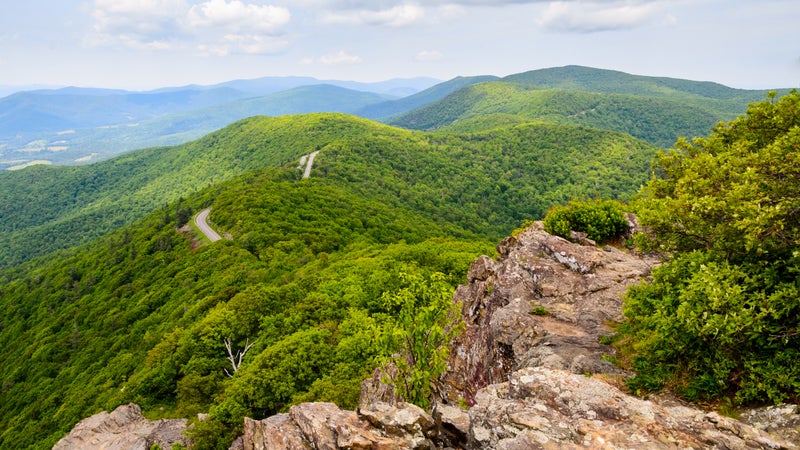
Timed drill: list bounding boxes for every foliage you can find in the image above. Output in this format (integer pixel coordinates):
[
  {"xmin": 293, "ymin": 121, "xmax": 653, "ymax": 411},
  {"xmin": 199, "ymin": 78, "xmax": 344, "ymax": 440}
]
[
  {"xmin": 377, "ymin": 271, "xmax": 464, "ymax": 409},
  {"xmin": 618, "ymin": 91, "xmax": 800, "ymax": 404},
  {"xmin": 502, "ymin": 65, "xmax": 777, "ymax": 110},
  {"xmin": 0, "ymin": 113, "xmax": 656, "ymax": 268},
  {"xmin": 530, "ymin": 306, "xmax": 549, "ymax": 316},
  {"xmin": 0, "ymin": 104, "xmax": 662, "ymax": 447},
  {"xmin": 391, "ymin": 80, "xmax": 763, "ymax": 147},
  {"xmin": 543, "ymin": 198, "xmax": 628, "ymax": 243},
  {"xmin": 0, "ymin": 165, "xmax": 494, "ymax": 449}
]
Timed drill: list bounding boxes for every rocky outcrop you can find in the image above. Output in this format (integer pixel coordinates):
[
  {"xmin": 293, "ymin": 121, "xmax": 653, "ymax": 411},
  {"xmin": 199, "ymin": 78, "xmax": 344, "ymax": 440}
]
[
  {"xmin": 239, "ymin": 221, "xmax": 799, "ymax": 449},
  {"xmin": 469, "ymin": 367, "xmax": 791, "ymax": 449},
  {"xmin": 243, "ymin": 401, "xmax": 435, "ymax": 450},
  {"xmin": 239, "ymin": 222, "xmax": 800, "ymax": 449},
  {"xmin": 53, "ymin": 403, "xmax": 187, "ymax": 450},
  {"xmin": 442, "ymin": 222, "xmax": 658, "ymax": 404},
  {"xmin": 61, "ymin": 223, "xmax": 799, "ymax": 449}
]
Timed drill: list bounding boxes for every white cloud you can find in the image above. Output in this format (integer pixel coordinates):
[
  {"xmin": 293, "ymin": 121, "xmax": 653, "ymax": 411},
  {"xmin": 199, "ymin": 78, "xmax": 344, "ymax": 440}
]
[
  {"xmin": 186, "ymin": 0, "xmax": 290, "ymax": 34},
  {"xmin": 296, "ymin": 0, "xmax": 544, "ymax": 7},
  {"xmin": 319, "ymin": 50, "xmax": 363, "ymax": 65},
  {"xmin": 322, "ymin": 4, "xmax": 426, "ymax": 27},
  {"xmin": 88, "ymin": 0, "xmax": 291, "ymax": 54},
  {"xmin": 538, "ymin": 1, "xmax": 662, "ymax": 33},
  {"xmin": 90, "ymin": 0, "xmax": 189, "ymax": 49},
  {"xmin": 415, "ymin": 50, "xmax": 443, "ymax": 61}
]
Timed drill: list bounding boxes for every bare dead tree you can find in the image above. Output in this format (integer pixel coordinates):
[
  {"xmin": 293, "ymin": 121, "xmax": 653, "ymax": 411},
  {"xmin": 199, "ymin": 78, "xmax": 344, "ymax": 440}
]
[{"xmin": 223, "ymin": 338, "xmax": 255, "ymax": 378}]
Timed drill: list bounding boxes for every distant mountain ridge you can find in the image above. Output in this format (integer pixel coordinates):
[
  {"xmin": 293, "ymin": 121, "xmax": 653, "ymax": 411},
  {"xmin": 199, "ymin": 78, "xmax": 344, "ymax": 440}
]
[
  {"xmin": 0, "ymin": 65, "xmax": 792, "ymax": 169},
  {"xmin": 390, "ymin": 65, "xmax": 787, "ymax": 147},
  {"xmin": 355, "ymin": 75, "xmax": 499, "ymax": 120},
  {"xmin": 0, "ymin": 76, "xmax": 439, "ymax": 168}
]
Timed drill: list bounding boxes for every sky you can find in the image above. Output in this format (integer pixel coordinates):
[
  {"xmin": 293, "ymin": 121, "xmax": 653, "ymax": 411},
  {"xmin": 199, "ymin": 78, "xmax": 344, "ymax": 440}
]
[{"xmin": 0, "ymin": 0, "xmax": 798, "ymax": 91}]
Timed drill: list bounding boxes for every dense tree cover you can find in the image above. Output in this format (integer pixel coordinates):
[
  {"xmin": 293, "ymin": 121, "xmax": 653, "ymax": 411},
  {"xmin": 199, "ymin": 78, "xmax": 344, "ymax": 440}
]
[
  {"xmin": 0, "ymin": 113, "xmax": 657, "ymax": 268},
  {"xmin": 502, "ymin": 65, "xmax": 779, "ymax": 112},
  {"xmin": 543, "ymin": 199, "xmax": 628, "ymax": 243},
  {"xmin": 391, "ymin": 82, "xmax": 740, "ymax": 147},
  {"xmin": 0, "ymin": 114, "xmax": 397, "ymax": 267},
  {"xmin": 0, "ymin": 109, "xmax": 660, "ymax": 448},
  {"xmin": 0, "ymin": 167, "xmax": 494, "ymax": 449},
  {"xmin": 617, "ymin": 91, "xmax": 800, "ymax": 404},
  {"xmin": 316, "ymin": 121, "xmax": 656, "ymax": 240},
  {"xmin": 356, "ymin": 75, "xmax": 499, "ymax": 121}
]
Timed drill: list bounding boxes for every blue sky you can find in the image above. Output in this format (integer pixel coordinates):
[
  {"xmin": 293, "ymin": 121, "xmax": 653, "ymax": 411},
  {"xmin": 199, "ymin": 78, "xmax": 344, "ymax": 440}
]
[{"xmin": 0, "ymin": 0, "xmax": 798, "ymax": 91}]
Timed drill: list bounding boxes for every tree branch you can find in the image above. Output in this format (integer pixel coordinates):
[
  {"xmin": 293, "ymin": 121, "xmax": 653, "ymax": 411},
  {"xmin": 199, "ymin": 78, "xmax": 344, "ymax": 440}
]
[{"xmin": 224, "ymin": 337, "xmax": 255, "ymax": 378}]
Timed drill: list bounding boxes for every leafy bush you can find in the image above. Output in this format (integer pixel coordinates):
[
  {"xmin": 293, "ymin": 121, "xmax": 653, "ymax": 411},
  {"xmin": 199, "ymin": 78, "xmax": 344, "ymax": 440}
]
[
  {"xmin": 618, "ymin": 91, "xmax": 800, "ymax": 405},
  {"xmin": 378, "ymin": 271, "xmax": 464, "ymax": 410},
  {"xmin": 543, "ymin": 199, "xmax": 628, "ymax": 243}
]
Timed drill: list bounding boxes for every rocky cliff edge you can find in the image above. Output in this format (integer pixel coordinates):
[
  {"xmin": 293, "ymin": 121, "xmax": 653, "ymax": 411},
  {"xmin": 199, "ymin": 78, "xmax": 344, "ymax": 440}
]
[{"xmin": 59, "ymin": 223, "xmax": 800, "ymax": 449}]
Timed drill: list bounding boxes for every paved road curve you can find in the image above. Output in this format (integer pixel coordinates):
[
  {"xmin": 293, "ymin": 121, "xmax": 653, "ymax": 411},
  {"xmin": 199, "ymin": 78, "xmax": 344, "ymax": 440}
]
[
  {"xmin": 195, "ymin": 208, "xmax": 222, "ymax": 242},
  {"xmin": 302, "ymin": 151, "xmax": 320, "ymax": 179}
]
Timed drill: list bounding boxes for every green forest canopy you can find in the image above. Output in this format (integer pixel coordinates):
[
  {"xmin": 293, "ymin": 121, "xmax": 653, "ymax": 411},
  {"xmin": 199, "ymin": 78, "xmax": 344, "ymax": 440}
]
[
  {"xmin": 618, "ymin": 91, "xmax": 800, "ymax": 405},
  {"xmin": 0, "ymin": 85, "xmax": 788, "ymax": 448},
  {"xmin": 0, "ymin": 169, "xmax": 493, "ymax": 449},
  {"xmin": 0, "ymin": 114, "xmax": 657, "ymax": 268}
]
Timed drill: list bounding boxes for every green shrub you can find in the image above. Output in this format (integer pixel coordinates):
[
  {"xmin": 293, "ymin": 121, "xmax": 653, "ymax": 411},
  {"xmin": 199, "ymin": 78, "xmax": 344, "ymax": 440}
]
[
  {"xmin": 530, "ymin": 305, "xmax": 548, "ymax": 316},
  {"xmin": 617, "ymin": 91, "xmax": 800, "ymax": 405},
  {"xmin": 543, "ymin": 199, "xmax": 628, "ymax": 243}
]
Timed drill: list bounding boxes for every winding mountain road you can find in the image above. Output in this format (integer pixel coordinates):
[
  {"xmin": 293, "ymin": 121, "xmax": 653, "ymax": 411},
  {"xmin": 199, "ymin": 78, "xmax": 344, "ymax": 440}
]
[
  {"xmin": 195, "ymin": 208, "xmax": 222, "ymax": 242},
  {"xmin": 194, "ymin": 152, "xmax": 319, "ymax": 244},
  {"xmin": 302, "ymin": 151, "xmax": 319, "ymax": 179}
]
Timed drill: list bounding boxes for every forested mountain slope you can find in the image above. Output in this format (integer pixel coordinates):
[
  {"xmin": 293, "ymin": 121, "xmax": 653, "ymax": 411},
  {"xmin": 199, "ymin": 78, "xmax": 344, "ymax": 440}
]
[
  {"xmin": 391, "ymin": 81, "xmax": 769, "ymax": 147},
  {"xmin": 0, "ymin": 85, "xmax": 393, "ymax": 168},
  {"xmin": 0, "ymin": 108, "xmax": 661, "ymax": 446},
  {"xmin": 502, "ymin": 65, "xmax": 778, "ymax": 112},
  {"xmin": 0, "ymin": 113, "xmax": 658, "ymax": 268},
  {"xmin": 355, "ymin": 75, "xmax": 499, "ymax": 120},
  {"xmin": 0, "ymin": 168, "xmax": 493, "ymax": 449}
]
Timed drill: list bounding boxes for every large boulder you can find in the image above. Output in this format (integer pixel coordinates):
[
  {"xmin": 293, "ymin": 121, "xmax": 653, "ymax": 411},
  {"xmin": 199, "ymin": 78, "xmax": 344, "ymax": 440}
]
[
  {"xmin": 468, "ymin": 367, "xmax": 793, "ymax": 449},
  {"xmin": 53, "ymin": 403, "xmax": 187, "ymax": 450},
  {"xmin": 242, "ymin": 401, "xmax": 435, "ymax": 450},
  {"xmin": 442, "ymin": 221, "xmax": 658, "ymax": 404}
]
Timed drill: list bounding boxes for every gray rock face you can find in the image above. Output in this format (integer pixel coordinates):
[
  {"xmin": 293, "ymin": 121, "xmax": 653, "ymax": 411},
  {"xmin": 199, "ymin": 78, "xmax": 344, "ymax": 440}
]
[
  {"xmin": 740, "ymin": 405, "xmax": 800, "ymax": 445},
  {"xmin": 52, "ymin": 403, "xmax": 187, "ymax": 450},
  {"xmin": 469, "ymin": 367, "xmax": 793, "ymax": 449},
  {"xmin": 442, "ymin": 222, "xmax": 658, "ymax": 405},
  {"xmin": 242, "ymin": 401, "xmax": 434, "ymax": 450}
]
